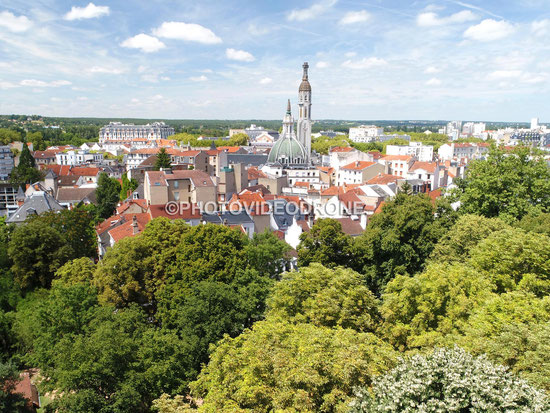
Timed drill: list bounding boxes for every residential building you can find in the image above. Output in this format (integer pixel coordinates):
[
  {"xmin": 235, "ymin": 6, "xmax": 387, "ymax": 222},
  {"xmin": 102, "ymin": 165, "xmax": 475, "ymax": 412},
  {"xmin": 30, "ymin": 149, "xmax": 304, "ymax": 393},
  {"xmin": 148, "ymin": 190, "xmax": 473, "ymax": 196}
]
[
  {"xmin": 349, "ymin": 125, "xmax": 384, "ymax": 142},
  {"xmin": 378, "ymin": 155, "xmax": 415, "ymax": 177},
  {"xmin": 437, "ymin": 143, "xmax": 490, "ymax": 161},
  {"xmin": 144, "ymin": 169, "xmax": 217, "ymax": 209},
  {"xmin": 6, "ymin": 190, "xmax": 64, "ymax": 224},
  {"xmin": 56, "ymin": 150, "xmax": 104, "ymax": 166},
  {"xmin": 337, "ymin": 161, "xmax": 385, "ymax": 186},
  {"xmin": 0, "ymin": 146, "xmax": 14, "ymax": 180},
  {"xmin": 386, "ymin": 141, "xmax": 434, "ymax": 162}
]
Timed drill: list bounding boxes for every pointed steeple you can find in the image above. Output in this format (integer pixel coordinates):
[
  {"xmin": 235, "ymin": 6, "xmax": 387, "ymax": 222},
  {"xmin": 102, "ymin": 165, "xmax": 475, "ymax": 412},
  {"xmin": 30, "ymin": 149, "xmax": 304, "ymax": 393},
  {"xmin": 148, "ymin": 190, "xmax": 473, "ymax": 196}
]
[
  {"xmin": 299, "ymin": 62, "xmax": 311, "ymax": 92},
  {"xmin": 286, "ymin": 99, "xmax": 291, "ymax": 115}
]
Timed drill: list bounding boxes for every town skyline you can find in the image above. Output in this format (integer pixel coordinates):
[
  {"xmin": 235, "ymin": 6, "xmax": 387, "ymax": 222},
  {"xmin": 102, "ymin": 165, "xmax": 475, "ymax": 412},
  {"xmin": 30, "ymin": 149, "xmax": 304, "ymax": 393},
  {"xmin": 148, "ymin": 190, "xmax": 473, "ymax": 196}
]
[{"xmin": 1, "ymin": 0, "xmax": 550, "ymax": 121}]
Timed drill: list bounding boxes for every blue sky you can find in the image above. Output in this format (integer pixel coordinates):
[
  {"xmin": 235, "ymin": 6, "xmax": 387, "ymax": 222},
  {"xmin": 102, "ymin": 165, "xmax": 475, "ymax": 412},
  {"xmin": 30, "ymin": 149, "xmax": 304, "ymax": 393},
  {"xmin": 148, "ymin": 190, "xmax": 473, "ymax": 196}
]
[{"xmin": 0, "ymin": 0, "xmax": 549, "ymax": 121}]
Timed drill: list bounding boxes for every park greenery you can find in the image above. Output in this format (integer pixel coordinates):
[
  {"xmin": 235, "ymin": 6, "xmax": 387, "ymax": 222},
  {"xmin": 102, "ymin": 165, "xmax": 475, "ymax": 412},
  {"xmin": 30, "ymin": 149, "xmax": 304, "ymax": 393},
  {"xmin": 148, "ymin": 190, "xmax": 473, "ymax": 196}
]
[{"xmin": 0, "ymin": 145, "xmax": 549, "ymax": 412}]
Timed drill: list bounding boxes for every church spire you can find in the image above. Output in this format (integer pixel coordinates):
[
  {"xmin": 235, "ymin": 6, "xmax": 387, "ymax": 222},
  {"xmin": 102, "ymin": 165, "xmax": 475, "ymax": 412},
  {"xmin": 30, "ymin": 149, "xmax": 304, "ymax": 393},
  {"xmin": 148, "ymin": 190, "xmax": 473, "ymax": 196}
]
[
  {"xmin": 302, "ymin": 62, "xmax": 309, "ymax": 80},
  {"xmin": 286, "ymin": 99, "xmax": 291, "ymax": 115}
]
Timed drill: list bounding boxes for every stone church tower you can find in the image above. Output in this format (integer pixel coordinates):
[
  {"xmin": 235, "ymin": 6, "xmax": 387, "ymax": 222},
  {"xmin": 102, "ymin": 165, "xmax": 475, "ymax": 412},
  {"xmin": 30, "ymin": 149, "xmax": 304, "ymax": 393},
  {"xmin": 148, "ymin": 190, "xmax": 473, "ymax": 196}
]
[{"xmin": 297, "ymin": 62, "xmax": 312, "ymax": 162}]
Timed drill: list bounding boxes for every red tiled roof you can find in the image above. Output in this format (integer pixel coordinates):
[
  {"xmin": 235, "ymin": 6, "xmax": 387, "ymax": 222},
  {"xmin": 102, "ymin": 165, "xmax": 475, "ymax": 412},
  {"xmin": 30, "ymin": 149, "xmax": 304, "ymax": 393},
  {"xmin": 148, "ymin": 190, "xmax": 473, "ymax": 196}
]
[
  {"xmin": 367, "ymin": 174, "xmax": 403, "ymax": 185},
  {"xmin": 14, "ymin": 372, "xmax": 39, "ymax": 408},
  {"xmin": 108, "ymin": 213, "xmax": 151, "ymax": 243},
  {"xmin": 339, "ymin": 191, "xmax": 365, "ymax": 213},
  {"xmin": 321, "ymin": 186, "xmax": 345, "ymax": 196},
  {"xmin": 317, "ymin": 166, "xmax": 335, "ymax": 174},
  {"xmin": 148, "ymin": 203, "xmax": 201, "ymax": 220},
  {"xmin": 146, "ymin": 170, "xmax": 214, "ymax": 187},
  {"xmin": 33, "ymin": 150, "xmax": 58, "ymax": 158},
  {"xmin": 248, "ymin": 166, "xmax": 267, "ymax": 180},
  {"xmin": 70, "ymin": 167, "xmax": 100, "ymax": 176},
  {"xmin": 116, "ymin": 199, "xmax": 148, "ymax": 215},
  {"xmin": 330, "ymin": 146, "xmax": 353, "ymax": 153},
  {"xmin": 43, "ymin": 164, "xmax": 71, "ymax": 176},
  {"xmin": 381, "ymin": 155, "xmax": 413, "ymax": 161},
  {"xmin": 96, "ymin": 214, "xmax": 126, "ymax": 236},
  {"xmin": 342, "ymin": 161, "xmax": 376, "ymax": 171},
  {"xmin": 334, "ymin": 217, "xmax": 364, "ymax": 236},
  {"xmin": 374, "ymin": 201, "xmax": 385, "ymax": 214},
  {"xmin": 217, "ymin": 146, "xmax": 242, "ymax": 153},
  {"xmin": 410, "ymin": 162, "xmax": 437, "ymax": 173},
  {"xmin": 294, "ymin": 181, "xmax": 311, "ymax": 188}
]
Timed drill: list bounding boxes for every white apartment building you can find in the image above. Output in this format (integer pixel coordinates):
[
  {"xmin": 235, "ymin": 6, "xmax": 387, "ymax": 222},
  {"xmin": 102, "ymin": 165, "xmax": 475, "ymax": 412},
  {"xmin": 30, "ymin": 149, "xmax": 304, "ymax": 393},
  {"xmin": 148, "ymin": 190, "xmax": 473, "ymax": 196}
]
[
  {"xmin": 349, "ymin": 125, "xmax": 384, "ymax": 142},
  {"xmin": 56, "ymin": 150, "xmax": 104, "ymax": 166},
  {"xmin": 386, "ymin": 142, "xmax": 434, "ymax": 162},
  {"xmin": 378, "ymin": 155, "xmax": 415, "ymax": 177},
  {"xmin": 437, "ymin": 143, "xmax": 490, "ymax": 161},
  {"xmin": 328, "ymin": 147, "xmax": 374, "ymax": 169}
]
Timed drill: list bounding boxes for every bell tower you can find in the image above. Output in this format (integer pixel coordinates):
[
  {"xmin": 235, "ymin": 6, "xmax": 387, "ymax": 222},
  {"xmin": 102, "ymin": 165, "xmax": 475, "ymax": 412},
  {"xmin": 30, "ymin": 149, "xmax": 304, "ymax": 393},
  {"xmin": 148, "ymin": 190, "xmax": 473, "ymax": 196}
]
[{"xmin": 297, "ymin": 62, "xmax": 312, "ymax": 162}]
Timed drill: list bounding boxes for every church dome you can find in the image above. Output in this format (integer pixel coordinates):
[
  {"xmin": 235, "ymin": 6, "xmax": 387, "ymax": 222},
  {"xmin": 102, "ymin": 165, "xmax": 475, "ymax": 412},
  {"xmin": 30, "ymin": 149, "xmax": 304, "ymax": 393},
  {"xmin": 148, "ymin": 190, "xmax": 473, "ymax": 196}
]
[
  {"xmin": 299, "ymin": 79, "xmax": 311, "ymax": 92},
  {"xmin": 268, "ymin": 134, "xmax": 308, "ymax": 164}
]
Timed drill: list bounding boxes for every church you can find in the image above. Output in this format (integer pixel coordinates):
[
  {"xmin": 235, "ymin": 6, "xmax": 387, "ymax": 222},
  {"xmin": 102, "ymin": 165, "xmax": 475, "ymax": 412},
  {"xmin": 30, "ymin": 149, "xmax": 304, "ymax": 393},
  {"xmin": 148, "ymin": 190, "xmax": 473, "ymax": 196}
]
[{"xmin": 267, "ymin": 62, "xmax": 312, "ymax": 167}]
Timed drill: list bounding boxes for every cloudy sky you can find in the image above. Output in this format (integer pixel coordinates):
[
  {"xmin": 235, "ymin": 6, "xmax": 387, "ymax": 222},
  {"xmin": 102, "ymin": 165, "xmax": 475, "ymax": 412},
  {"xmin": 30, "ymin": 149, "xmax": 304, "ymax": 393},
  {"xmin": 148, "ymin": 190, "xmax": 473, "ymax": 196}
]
[{"xmin": 0, "ymin": 0, "xmax": 549, "ymax": 121}]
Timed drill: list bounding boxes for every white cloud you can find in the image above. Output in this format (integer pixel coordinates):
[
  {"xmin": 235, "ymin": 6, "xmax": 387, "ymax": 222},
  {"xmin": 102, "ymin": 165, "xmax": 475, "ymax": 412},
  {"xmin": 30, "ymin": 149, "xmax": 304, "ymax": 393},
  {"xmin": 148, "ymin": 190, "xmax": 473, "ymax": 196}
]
[
  {"xmin": 153, "ymin": 22, "xmax": 222, "ymax": 44},
  {"xmin": 20, "ymin": 79, "xmax": 71, "ymax": 87},
  {"xmin": 316, "ymin": 61, "xmax": 329, "ymax": 69},
  {"xmin": 487, "ymin": 70, "xmax": 547, "ymax": 84},
  {"xmin": 121, "ymin": 34, "xmax": 165, "ymax": 53},
  {"xmin": 487, "ymin": 70, "xmax": 522, "ymax": 81},
  {"xmin": 0, "ymin": 11, "xmax": 32, "ymax": 33},
  {"xmin": 341, "ymin": 57, "xmax": 387, "ymax": 69},
  {"xmin": 0, "ymin": 81, "xmax": 18, "ymax": 89},
  {"xmin": 532, "ymin": 19, "xmax": 550, "ymax": 36},
  {"xmin": 345, "ymin": 51, "xmax": 357, "ymax": 58},
  {"xmin": 259, "ymin": 77, "xmax": 272, "ymax": 85},
  {"xmin": 424, "ymin": 66, "xmax": 440, "ymax": 74},
  {"xmin": 225, "ymin": 48, "xmax": 255, "ymax": 62},
  {"xmin": 190, "ymin": 75, "xmax": 208, "ymax": 82},
  {"xmin": 339, "ymin": 10, "xmax": 370, "ymax": 25},
  {"xmin": 463, "ymin": 19, "xmax": 515, "ymax": 41},
  {"xmin": 425, "ymin": 77, "xmax": 442, "ymax": 86},
  {"xmin": 77, "ymin": 96, "xmax": 88, "ymax": 101},
  {"xmin": 417, "ymin": 10, "xmax": 478, "ymax": 27},
  {"xmin": 287, "ymin": 0, "xmax": 337, "ymax": 21},
  {"xmin": 89, "ymin": 66, "xmax": 124, "ymax": 74},
  {"xmin": 64, "ymin": 3, "xmax": 109, "ymax": 21}
]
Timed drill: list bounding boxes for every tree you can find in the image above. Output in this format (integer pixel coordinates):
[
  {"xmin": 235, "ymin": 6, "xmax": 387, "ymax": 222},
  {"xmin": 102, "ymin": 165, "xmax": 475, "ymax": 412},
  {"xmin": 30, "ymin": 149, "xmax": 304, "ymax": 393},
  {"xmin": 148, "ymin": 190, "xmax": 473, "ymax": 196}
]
[
  {"xmin": 245, "ymin": 230, "xmax": 291, "ymax": 279},
  {"xmin": 8, "ymin": 220, "xmax": 71, "ymax": 290},
  {"xmin": 430, "ymin": 214, "xmax": 510, "ymax": 263},
  {"xmin": 515, "ymin": 211, "xmax": 550, "ymax": 237},
  {"xmin": 468, "ymin": 228, "xmax": 550, "ymax": 293},
  {"xmin": 0, "ymin": 128, "xmax": 21, "ymax": 145},
  {"xmin": 485, "ymin": 322, "xmax": 550, "ymax": 392},
  {"xmin": 455, "ymin": 146, "xmax": 550, "ymax": 220},
  {"xmin": 350, "ymin": 347, "xmax": 549, "ymax": 412},
  {"xmin": 55, "ymin": 257, "xmax": 96, "ymax": 285},
  {"xmin": 267, "ymin": 263, "xmax": 380, "ymax": 332},
  {"xmin": 119, "ymin": 173, "xmax": 139, "ymax": 201},
  {"xmin": 96, "ymin": 172, "xmax": 121, "ymax": 219},
  {"xmin": 154, "ymin": 148, "xmax": 172, "ymax": 171},
  {"xmin": 227, "ymin": 133, "xmax": 248, "ymax": 146},
  {"xmin": 10, "ymin": 143, "xmax": 42, "ymax": 185},
  {"xmin": 297, "ymin": 219, "xmax": 355, "ymax": 269},
  {"xmin": 380, "ymin": 263, "xmax": 494, "ymax": 351},
  {"xmin": 355, "ymin": 192, "xmax": 449, "ymax": 295},
  {"xmin": 29, "ymin": 207, "xmax": 98, "ymax": 260},
  {"xmin": 191, "ymin": 319, "xmax": 396, "ymax": 412}
]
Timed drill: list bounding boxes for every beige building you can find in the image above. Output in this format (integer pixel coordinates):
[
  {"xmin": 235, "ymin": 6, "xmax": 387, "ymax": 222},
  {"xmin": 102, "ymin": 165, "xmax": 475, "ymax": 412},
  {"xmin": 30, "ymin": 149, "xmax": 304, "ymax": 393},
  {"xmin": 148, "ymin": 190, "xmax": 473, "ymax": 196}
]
[{"xmin": 144, "ymin": 169, "xmax": 217, "ymax": 210}]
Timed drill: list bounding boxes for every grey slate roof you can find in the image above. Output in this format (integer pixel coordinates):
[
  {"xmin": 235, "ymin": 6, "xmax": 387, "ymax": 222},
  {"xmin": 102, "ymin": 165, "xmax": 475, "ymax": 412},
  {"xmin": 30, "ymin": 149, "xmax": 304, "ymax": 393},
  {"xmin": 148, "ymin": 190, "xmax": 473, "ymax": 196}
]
[
  {"xmin": 266, "ymin": 199, "xmax": 304, "ymax": 231},
  {"xmin": 201, "ymin": 210, "xmax": 254, "ymax": 225},
  {"xmin": 226, "ymin": 154, "xmax": 268, "ymax": 167},
  {"xmin": 6, "ymin": 191, "xmax": 65, "ymax": 223}
]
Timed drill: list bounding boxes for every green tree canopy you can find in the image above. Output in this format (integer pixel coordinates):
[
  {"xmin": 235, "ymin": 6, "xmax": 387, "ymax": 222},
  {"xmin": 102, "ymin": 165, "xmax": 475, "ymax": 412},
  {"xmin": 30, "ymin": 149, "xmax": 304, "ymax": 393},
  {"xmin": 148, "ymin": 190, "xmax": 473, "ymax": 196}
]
[
  {"xmin": 455, "ymin": 146, "xmax": 550, "ymax": 220},
  {"xmin": 8, "ymin": 220, "xmax": 71, "ymax": 290},
  {"xmin": 96, "ymin": 172, "xmax": 121, "ymax": 219},
  {"xmin": 355, "ymin": 192, "xmax": 450, "ymax": 294},
  {"xmin": 430, "ymin": 214, "xmax": 510, "ymax": 263},
  {"xmin": 350, "ymin": 347, "xmax": 549, "ymax": 412},
  {"xmin": 154, "ymin": 148, "xmax": 172, "ymax": 171},
  {"xmin": 119, "ymin": 173, "xmax": 139, "ymax": 201},
  {"xmin": 191, "ymin": 319, "xmax": 396, "ymax": 413},
  {"xmin": 297, "ymin": 218, "xmax": 355, "ymax": 269},
  {"xmin": 267, "ymin": 263, "xmax": 380, "ymax": 332},
  {"xmin": 10, "ymin": 143, "xmax": 42, "ymax": 185}
]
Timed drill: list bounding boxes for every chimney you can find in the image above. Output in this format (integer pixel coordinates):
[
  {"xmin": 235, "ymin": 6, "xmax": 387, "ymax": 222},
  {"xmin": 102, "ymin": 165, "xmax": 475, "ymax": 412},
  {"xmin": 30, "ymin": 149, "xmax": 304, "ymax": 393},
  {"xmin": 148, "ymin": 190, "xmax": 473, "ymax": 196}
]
[{"xmin": 132, "ymin": 215, "xmax": 139, "ymax": 235}]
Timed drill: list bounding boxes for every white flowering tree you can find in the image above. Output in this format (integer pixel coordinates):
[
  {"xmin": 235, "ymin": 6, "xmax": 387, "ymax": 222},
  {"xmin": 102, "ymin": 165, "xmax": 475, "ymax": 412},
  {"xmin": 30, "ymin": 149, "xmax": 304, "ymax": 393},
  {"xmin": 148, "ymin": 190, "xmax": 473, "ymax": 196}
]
[{"xmin": 350, "ymin": 347, "xmax": 549, "ymax": 412}]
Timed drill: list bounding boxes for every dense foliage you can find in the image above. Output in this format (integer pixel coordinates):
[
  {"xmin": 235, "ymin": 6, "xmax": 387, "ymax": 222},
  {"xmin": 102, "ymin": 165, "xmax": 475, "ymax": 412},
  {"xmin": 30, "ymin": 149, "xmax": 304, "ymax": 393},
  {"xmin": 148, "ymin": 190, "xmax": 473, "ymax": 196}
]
[{"xmin": 350, "ymin": 347, "xmax": 550, "ymax": 412}]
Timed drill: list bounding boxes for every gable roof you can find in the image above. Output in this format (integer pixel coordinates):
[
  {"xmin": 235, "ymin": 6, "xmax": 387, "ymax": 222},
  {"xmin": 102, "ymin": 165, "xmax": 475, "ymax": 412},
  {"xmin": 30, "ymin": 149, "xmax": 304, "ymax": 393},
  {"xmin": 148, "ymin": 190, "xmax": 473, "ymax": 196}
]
[
  {"xmin": 341, "ymin": 161, "xmax": 377, "ymax": 171},
  {"xmin": 108, "ymin": 213, "xmax": 151, "ymax": 243},
  {"xmin": 56, "ymin": 187, "xmax": 97, "ymax": 204},
  {"xmin": 334, "ymin": 217, "xmax": 364, "ymax": 236},
  {"xmin": 146, "ymin": 169, "xmax": 215, "ymax": 187},
  {"xmin": 148, "ymin": 203, "xmax": 202, "ymax": 220},
  {"xmin": 367, "ymin": 173, "xmax": 403, "ymax": 185},
  {"xmin": 410, "ymin": 161, "xmax": 437, "ymax": 173},
  {"xmin": 6, "ymin": 191, "xmax": 65, "ymax": 223}
]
